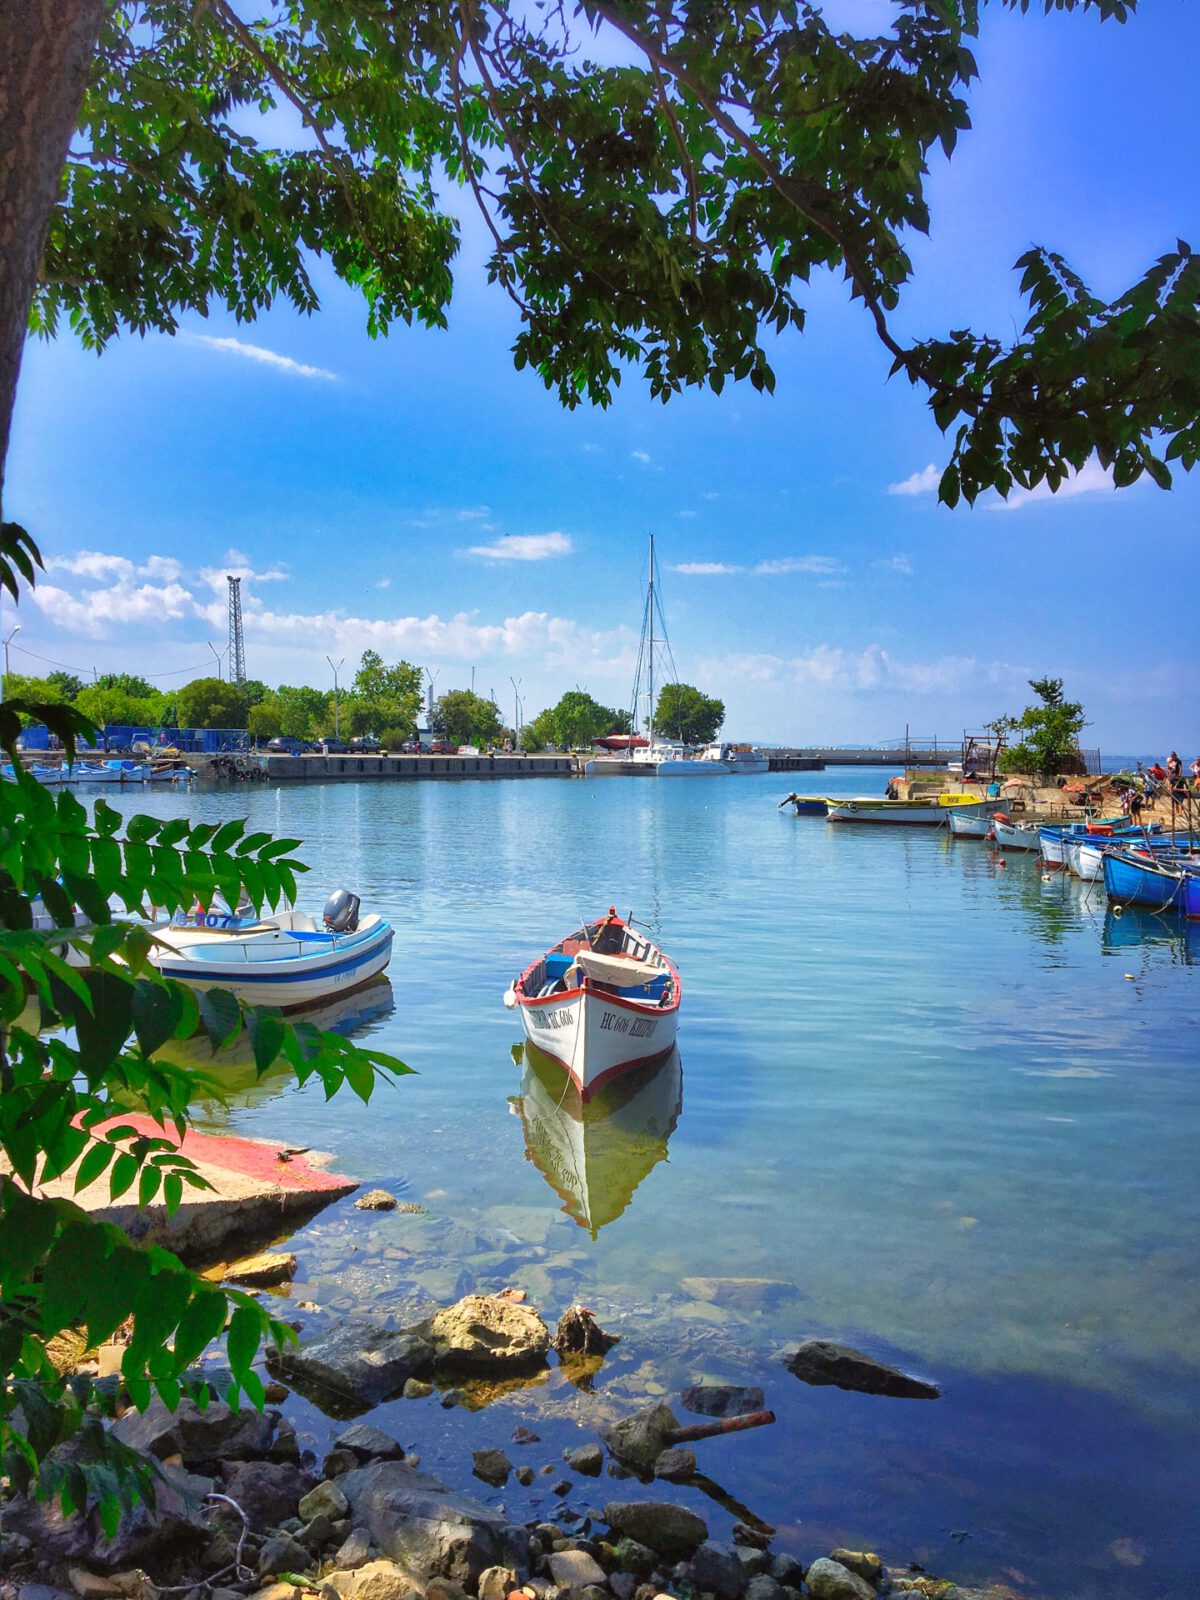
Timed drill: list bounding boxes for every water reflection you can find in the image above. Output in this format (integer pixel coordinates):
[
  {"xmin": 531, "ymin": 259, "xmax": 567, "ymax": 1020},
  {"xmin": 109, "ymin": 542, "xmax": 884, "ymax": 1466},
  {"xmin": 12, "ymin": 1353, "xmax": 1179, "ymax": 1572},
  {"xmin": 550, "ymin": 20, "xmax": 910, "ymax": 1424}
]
[
  {"xmin": 512, "ymin": 1042, "xmax": 682, "ymax": 1236},
  {"xmin": 154, "ymin": 978, "xmax": 397, "ymax": 1118},
  {"xmin": 1101, "ymin": 906, "xmax": 1200, "ymax": 963}
]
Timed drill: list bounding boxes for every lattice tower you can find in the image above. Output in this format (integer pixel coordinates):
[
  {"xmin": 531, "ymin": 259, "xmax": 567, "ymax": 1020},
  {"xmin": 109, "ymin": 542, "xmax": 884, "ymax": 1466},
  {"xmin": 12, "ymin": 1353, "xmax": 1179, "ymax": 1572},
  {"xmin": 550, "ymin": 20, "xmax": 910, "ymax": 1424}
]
[{"xmin": 227, "ymin": 574, "xmax": 246, "ymax": 688}]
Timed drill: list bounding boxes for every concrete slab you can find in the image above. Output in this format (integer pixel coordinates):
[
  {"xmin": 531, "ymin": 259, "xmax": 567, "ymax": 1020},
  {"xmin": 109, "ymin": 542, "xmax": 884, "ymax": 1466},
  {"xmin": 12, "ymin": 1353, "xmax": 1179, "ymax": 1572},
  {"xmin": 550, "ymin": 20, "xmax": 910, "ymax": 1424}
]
[{"xmin": 10, "ymin": 1115, "xmax": 358, "ymax": 1264}]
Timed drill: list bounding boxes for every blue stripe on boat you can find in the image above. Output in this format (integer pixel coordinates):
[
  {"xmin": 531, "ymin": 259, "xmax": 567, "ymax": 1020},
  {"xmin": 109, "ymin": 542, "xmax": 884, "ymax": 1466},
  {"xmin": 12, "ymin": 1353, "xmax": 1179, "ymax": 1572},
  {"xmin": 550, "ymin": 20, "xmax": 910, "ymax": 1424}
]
[{"xmin": 156, "ymin": 932, "xmax": 391, "ymax": 985}]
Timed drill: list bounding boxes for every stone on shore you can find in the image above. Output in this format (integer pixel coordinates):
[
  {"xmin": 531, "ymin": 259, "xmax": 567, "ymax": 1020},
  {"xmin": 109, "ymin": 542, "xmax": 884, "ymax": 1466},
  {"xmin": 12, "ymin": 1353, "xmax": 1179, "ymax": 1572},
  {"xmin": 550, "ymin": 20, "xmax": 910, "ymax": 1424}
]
[
  {"xmin": 4, "ymin": 1456, "xmax": 211, "ymax": 1572},
  {"xmin": 218, "ymin": 1460, "xmax": 315, "ymax": 1527},
  {"xmin": 784, "ymin": 1340, "xmax": 939, "ymax": 1400},
  {"xmin": 653, "ymin": 1447, "xmax": 696, "ymax": 1483},
  {"xmin": 335, "ymin": 1528, "xmax": 373, "ymax": 1570},
  {"xmin": 424, "ymin": 1295, "xmax": 550, "ymax": 1373},
  {"xmin": 552, "ymin": 1306, "xmax": 620, "ymax": 1356},
  {"xmin": 804, "ymin": 1558, "xmax": 875, "ymax": 1600},
  {"xmin": 324, "ymin": 1559, "xmax": 418, "ymax": 1600},
  {"xmin": 600, "ymin": 1403, "xmax": 680, "ymax": 1475},
  {"xmin": 299, "ymin": 1479, "xmax": 350, "ymax": 1523},
  {"xmin": 472, "ymin": 1449, "xmax": 513, "ymax": 1487},
  {"xmin": 679, "ymin": 1541, "xmax": 744, "ymax": 1600},
  {"xmin": 256, "ymin": 1531, "xmax": 313, "ymax": 1580},
  {"xmin": 477, "ymin": 1568, "xmax": 519, "ymax": 1600},
  {"xmin": 829, "ymin": 1550, "xmax": 882, "ymax": 1586},
  {"xmin": 110, "ymin": 1394, "xmax": 276, "ymax": 1464},
  {"xmin": 224, "ymin": 1249, "xmax": 297, "ymax": 1287},
  {"xmin": 744, "ymin": 1577, "xmax": 787, "ymax": 1600},
  {"xmin": 547, "ymin": 1550, "xmax": 608, "ymax": 1590},
  {"xmin": 271, "ymin": 1319, "xmax": 434, "ymax": 1412},
  {"xmin": 564, "ymin": 1444, "xmax": 604, "ymax": 1477},
  {"xmin": 680, "ymin": 1383, "xmax": 765, "ymax": 1418},
  {"xmin": 338, "ymin": 1458, "xmax": 527, "ymax": 1587},
  {"xmin": 603, "ymin": 1501, "xmax": 707, "ymax": 1558}
]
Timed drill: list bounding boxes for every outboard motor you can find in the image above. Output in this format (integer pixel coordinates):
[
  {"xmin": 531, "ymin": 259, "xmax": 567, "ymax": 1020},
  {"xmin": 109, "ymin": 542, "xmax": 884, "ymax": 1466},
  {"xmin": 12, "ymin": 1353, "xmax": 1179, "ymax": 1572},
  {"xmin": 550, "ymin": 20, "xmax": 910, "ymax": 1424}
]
[{"xmin": 324, "ymin": 887, "xmax": 361, "ymax": 933}]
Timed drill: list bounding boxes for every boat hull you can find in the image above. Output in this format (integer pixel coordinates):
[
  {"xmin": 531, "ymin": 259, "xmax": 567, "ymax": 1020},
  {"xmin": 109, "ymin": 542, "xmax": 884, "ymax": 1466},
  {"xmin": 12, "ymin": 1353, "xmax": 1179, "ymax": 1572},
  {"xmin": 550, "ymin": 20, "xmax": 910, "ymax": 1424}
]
[
  {"xmin": 151, "ymin": 920, "xmax": 394, "ymax": 1010},
  {"xmin": 827, "ymin": 801, "xmax": 948, "ymax": 825},
  {"xmin": 788, "ymin": 797, "xmax": 830, "ymax": 815},
  {"xmin": 517, "ymin": 987, "xmax": 678, "ymax": 1098},
  {"xmin": 992, "ymin": 817, "xmax": 1042, "ymax": 851},
  {"xmin": 947, "ymin": 807, "xmax": 995, "ymax": 838},
  {"xmin": 1102, "ymin": 851, "xmax": 1192, "ymax": 911}
]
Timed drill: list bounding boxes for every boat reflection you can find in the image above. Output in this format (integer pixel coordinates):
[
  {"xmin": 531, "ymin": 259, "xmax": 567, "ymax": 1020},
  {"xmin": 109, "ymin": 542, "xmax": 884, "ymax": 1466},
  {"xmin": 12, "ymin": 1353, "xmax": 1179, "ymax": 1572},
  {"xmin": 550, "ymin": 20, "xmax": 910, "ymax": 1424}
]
[
  {"xmin": 512, "ymin": 1041, "xmax": 682, "ymax": 1236},
  {"xmin": 154, "ymin": 977, "xmax": 397, "ymax": 1115},
  {"xmin": 1101, "ymin": 907, "xmax": 1200, "ymax": 963}
]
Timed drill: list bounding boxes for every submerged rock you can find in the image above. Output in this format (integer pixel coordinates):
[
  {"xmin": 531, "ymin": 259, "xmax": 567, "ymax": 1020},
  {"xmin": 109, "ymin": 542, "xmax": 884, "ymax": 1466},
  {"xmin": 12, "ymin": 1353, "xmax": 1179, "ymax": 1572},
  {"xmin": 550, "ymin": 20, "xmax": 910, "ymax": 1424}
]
[
  {"xmin": 679, "ymin": 1278, "xmax": 794, "ymax": 1312},
  {"xmin": 472, "ymin": 1448, "xmax": 513, "ymax": 1487},
  {"xmin": 603, "ymin": 1501, "xmax": 707, "ymax": 1558},
  {"xmin": 356, "ymin": 1190, "xmax": 400, "ymax": 1211},
  {"xmin": 225, "ymin": 1249, "xmax": 297, "ymax": 1287},
  {"xmin": 784, "ymin": 1340, "xmax": 939, "ymax": 1400},
  {"xmin": 424, "ymin": 1295, "xmax": 550, "ymax": 1374},
  {"xmin": 270, "ymin": 1319, "xmax": 434, "ymax": 1413},
  {"xmin": 680, "ymin": 1383, "xmax": 765, "ymax": 1418},
  {"xmin": 653, "ymin": 1447, "xmax": 696, "ymax": 1483},
  {"xmin": 564, "ymin": 1444, "xmax": 604, "ymax": 1477}
]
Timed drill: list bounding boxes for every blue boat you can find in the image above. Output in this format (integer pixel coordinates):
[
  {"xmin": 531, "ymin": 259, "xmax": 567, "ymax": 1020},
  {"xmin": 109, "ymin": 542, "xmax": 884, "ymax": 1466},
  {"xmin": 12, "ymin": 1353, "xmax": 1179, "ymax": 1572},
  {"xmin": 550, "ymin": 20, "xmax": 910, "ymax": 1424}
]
[{"xmin": 1102, "ymin": 848, "xmax": 1200, "ymax": 911}]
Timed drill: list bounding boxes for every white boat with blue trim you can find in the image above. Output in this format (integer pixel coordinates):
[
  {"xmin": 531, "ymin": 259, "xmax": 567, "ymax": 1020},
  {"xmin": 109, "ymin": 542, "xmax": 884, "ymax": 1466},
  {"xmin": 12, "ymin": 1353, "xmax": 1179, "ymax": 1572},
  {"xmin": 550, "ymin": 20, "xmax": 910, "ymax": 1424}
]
[
  {"xmin": 504, "ymin": 909, "xmax": 680, "ymax": 1099},
  {"xmin": 149, "ymin": 888, "xmax": 393, "ymax": 1011}
]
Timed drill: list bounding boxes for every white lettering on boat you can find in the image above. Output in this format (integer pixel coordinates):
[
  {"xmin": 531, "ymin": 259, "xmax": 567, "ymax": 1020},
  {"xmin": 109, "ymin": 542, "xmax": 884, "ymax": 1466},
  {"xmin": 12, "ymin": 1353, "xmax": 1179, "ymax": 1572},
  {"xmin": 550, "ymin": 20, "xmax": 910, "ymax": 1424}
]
[{"xmin": 599, "ymin": 1012, "xmax": 658, "ymax": 1037}]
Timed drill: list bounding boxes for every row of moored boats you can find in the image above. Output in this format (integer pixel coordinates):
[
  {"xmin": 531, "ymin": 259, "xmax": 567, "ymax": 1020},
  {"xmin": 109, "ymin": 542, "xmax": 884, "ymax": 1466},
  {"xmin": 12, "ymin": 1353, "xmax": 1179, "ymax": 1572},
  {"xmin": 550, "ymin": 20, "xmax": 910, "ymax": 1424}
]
[{"xmin": 5, "ymin": 758, "xmax": 195, "ymax": 785}]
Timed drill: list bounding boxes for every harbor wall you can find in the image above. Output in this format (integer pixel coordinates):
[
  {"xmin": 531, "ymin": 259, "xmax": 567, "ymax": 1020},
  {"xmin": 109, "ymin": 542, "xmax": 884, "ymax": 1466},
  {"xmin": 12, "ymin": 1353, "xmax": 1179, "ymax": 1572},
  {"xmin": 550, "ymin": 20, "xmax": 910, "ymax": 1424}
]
[{"xmin": 263, "ymin": 753, "xmax": 573, "ymax": 780}]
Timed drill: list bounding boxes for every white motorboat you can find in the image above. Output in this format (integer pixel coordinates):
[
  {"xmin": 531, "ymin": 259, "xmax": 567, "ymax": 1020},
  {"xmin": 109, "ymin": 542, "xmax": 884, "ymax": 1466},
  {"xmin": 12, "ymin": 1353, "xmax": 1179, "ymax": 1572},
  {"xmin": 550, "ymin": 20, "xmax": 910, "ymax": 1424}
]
[
  {"xmin": 504, "ymin": 908, "xmax": 680, "ymax": 1098},
  {"xmin": 149, "ymin": 888, "xmax": 393, "ymax": 1011},
  {"xmin": 513, "ymin": 1044, "xmax": 683, "ymax": 1236},
  {"xmin": 699, "ymin": 743, "xmax": 770, "ymax": 774}
]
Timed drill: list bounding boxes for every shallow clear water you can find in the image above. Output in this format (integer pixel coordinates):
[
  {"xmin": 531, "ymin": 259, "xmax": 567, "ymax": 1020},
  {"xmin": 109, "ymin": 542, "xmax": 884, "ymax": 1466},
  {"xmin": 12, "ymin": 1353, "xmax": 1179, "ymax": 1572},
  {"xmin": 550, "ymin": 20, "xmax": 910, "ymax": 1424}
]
[{"xmin": 126, "ymin": 770, "xmax": 1199, "ymax": 1599}]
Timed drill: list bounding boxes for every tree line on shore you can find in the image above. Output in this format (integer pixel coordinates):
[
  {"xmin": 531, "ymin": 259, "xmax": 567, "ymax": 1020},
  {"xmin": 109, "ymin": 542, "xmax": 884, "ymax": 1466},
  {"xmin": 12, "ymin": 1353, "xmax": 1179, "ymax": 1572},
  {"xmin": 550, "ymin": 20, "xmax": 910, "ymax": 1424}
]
[{"xmin": 8, "ymin": 654, "xmax": 726, "ymax": 751}]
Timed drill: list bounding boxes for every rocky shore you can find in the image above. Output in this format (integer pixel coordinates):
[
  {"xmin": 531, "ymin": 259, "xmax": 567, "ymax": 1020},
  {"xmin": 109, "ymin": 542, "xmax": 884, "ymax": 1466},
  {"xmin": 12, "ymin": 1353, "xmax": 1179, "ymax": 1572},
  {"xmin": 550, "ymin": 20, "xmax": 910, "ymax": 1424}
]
[{"xmin": 2, "ymin": 1292, "xmax": 1027, "ymax": 1600}]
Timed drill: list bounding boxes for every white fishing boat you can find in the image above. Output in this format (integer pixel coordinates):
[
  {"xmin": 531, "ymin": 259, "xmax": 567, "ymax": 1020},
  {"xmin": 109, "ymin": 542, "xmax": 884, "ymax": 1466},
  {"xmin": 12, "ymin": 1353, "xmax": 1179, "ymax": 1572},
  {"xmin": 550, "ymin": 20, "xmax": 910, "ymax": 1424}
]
[
  {"xmin": 513, "ymin": 1043, "xmax": 682, "ymax": 1235},
  {"xmin": 992, "ymin": 815, "xmax": 1043, "ymax": 851},
  {"xmin": 827, "ymin": 795, "xmax": 999, "ymax": 827},
  {"xmin": 947, "ymin": 805, "xmax": 996, "ymax": 838},
  {"xmin": 504, "ymin": 908, "xmax": 680, "ymax": 1098},
  {"xmin": 149, "ymin": 888, "xmax": 393, "ymax": 1010}
]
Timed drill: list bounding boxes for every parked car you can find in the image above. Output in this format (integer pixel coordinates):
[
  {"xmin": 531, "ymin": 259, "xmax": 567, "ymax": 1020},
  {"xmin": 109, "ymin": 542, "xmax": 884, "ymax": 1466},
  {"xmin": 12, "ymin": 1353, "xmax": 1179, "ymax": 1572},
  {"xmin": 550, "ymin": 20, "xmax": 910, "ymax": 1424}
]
[
  {"xmin": 429, "ymin": 739, "xmax": 456, "ymax": 755},
  {"xmin": 266, "ymin": 736, "xmax": 309, "ymax": 754},
  {"xmin": 318, "ymin": 738, "xmax": 347, "ymax": 754},
  {"xmin": 399, "ymin": 739, "xmax": 421, "ymax": 754},
  {"xmin": 348, "ymin": 735, "xmax": 382, "ymax": 752}
]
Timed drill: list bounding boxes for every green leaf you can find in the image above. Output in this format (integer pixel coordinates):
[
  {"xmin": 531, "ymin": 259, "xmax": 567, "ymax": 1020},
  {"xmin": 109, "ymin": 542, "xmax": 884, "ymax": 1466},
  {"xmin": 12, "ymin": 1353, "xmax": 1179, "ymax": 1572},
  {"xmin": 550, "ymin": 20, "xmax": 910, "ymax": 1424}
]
[
  {"xmin": 198, "ymin": 989, "xmax": 241, "ymax": 1051},
  {"xmin": 226, "ymin": 1302, "xmax": 263, "ymax": 1386},
  {"xmin": 73, "ymin": 1142, "xmax": 114, "ymax": 1194}
]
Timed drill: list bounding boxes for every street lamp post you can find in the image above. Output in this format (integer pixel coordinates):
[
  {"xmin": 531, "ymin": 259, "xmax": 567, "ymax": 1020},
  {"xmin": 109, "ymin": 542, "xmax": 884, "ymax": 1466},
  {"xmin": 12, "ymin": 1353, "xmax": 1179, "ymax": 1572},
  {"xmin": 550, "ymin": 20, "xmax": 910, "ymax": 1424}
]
[
  {"xmin": 2, "ymin": 623, "xmax": 20, "ymax": 692},
  {"xmin": 327, "ymin": 656, "xmax": 345, "ymax": 739},
  {"xmin": 510, "ymin": 676, "xmax": 522, "ymax": 753}
]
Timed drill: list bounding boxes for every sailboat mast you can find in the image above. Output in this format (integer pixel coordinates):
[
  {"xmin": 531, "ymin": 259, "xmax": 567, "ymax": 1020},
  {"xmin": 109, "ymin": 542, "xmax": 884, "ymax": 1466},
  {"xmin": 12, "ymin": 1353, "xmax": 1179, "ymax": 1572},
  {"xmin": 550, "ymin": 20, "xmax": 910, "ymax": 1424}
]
[{"xmin": 648, "ymin": 533, "xmax": 655, "ymax": 746}]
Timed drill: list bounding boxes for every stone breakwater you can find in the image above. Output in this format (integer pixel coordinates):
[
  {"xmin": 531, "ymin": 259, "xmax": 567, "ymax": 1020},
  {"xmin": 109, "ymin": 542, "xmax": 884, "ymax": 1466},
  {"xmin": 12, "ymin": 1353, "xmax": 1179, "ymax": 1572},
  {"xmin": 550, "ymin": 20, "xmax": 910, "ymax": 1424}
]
[{"xmin": 1, "ymin": 1294, "xmax": 1019, "ymax": 1600}]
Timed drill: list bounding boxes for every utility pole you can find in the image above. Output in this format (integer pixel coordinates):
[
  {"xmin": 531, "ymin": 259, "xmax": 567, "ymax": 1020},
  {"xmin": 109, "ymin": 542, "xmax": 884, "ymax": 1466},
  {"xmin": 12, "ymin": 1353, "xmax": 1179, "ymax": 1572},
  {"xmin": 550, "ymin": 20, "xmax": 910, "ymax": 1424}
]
[
  {"xmin": 510, "ymin": 676, "xmax": 522, "ymax": 752},
  {"xmin": 2, "ymin": 623, "xmax": 19, "ymax": 691},
  {"xmin": 327, "ymin": 656, "xmax": 345, "ymax": 739},
  {"xmin": 227, "ymin": 574, "xmax": 246, "ymax": 688}
]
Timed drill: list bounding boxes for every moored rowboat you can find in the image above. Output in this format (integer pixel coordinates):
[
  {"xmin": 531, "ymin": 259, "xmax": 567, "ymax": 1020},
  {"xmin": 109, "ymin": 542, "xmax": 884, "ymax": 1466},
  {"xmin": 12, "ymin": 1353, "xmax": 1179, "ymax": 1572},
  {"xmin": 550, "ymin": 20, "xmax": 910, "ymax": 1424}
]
[
  {"xmin": 827, "ymin": 795, "xmax": 1002, "ymax": 827},
  {"xmin": 504, "ymin": 908, "xmax": 679, "ymax": 1099}
]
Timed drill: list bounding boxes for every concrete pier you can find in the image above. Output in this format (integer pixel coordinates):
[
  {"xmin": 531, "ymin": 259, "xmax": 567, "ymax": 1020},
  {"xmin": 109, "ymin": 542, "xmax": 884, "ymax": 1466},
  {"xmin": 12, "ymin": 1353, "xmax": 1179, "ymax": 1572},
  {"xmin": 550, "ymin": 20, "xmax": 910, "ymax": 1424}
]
[{"xmin": 264, "ymin": 752, "xmax": 573, "ymax": 780}]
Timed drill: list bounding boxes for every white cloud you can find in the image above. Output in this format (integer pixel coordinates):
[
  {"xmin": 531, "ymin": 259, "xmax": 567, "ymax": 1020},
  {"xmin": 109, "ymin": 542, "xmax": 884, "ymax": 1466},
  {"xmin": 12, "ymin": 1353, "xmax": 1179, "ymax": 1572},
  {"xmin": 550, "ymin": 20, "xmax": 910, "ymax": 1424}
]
[
  {"xmin": 630, "ymin": 449, "xmax": 652, "ymax": 465},
  {"xmin": 753, "ymin": 556, "xmax": 844, "ymax": 576},
  {"xmin": 31, "ymin": 580, "xmax": 194, "ymax": 637},
  {"xmin": 987, "ymin": 457, "xmax": 1121, "ymax": 512},
  {"xmin": 464, "ymin": 532, "xmax": 573, "ymax": 562},
  {"xmin": 874, "ymin": 555, "xmax": 913, "ymax": 575},
  {"xmin": 198, "ymin": 554, "xmax": 288, "ymax": 596},
  {"xmin": 702, "ymin": 491, "xmax": 720, "ymax": 501},
  {"xmin": 888, "ymin": 463, "xmax": 939, "ymax": 496},
  {"xmin": 376, "ymin": 577, "xmax": 392, "ymax": 589},
  {"xmin": 697, "ymin": 644, "xmax": 1024, "ymax": 696},
  {"xmin": 140, "ymin": 555, "xmax": 183, "ymax": 581},
  {"xmin": 678, "ymin": 509, "xmax": 697, "ymax": 519},
  {"xmin": 187, "ymin": 333, "xmax": 337, "ymax": 382},
  {"xmin": 46, "ymin": 550, "xmax": 136, "ymax": 582},
  {"xmin": 671, "ymin": 561, "xmax": 743, "ymax": 576}
]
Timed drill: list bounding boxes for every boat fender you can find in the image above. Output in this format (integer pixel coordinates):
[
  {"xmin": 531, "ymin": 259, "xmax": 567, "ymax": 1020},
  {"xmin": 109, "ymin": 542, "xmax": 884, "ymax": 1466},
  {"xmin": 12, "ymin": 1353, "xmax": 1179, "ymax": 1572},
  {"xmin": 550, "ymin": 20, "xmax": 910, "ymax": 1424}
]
[
  {"xmin": 848, "ymin": 802, "xmax": 859, "ymax": 813},
  {"xmin": 502, "ymin": 985, "xmax": 517, "ymax": 1009}
]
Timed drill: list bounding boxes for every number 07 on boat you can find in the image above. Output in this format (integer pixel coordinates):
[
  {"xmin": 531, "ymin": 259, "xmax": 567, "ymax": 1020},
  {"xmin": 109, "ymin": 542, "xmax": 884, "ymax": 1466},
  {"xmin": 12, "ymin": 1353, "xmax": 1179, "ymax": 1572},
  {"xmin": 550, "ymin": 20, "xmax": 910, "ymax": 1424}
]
[{"xmin": 504, "ymin": 909, "xmax": 680, "ymax": 1099}]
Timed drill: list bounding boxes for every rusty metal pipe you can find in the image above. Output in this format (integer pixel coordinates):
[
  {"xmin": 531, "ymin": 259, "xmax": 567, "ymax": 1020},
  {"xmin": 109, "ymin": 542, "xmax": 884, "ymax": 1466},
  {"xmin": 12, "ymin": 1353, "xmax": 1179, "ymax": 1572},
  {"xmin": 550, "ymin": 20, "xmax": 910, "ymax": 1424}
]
[{"xmin": 664, "ymin": 1409, "xmax": 776, "ymax": 1444}]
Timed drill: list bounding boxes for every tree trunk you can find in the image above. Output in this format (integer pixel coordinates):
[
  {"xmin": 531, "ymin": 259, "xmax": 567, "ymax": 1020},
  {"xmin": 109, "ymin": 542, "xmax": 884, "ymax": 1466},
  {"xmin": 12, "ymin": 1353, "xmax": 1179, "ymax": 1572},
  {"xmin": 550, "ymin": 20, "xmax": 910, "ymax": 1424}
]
[{"xmin": 0, "ymin": 0, "xmax": 105, "ymax": 522}]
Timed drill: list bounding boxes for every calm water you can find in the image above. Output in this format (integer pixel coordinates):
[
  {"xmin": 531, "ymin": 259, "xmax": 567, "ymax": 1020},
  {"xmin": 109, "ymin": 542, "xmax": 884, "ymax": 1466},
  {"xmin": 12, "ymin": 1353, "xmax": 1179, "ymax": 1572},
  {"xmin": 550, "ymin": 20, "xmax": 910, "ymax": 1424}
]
[{"xmin": 128, "ymin": 770, "xmax": 1199, "ymax": 1599}]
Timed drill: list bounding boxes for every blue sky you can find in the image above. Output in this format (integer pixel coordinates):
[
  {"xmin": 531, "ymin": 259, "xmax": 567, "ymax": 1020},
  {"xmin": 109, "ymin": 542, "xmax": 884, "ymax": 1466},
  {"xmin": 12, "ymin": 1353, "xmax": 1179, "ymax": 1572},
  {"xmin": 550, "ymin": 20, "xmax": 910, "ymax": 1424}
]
[{"xmin": 4, "ymin": 0, "xmax": 1198, "ymax": 756}]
